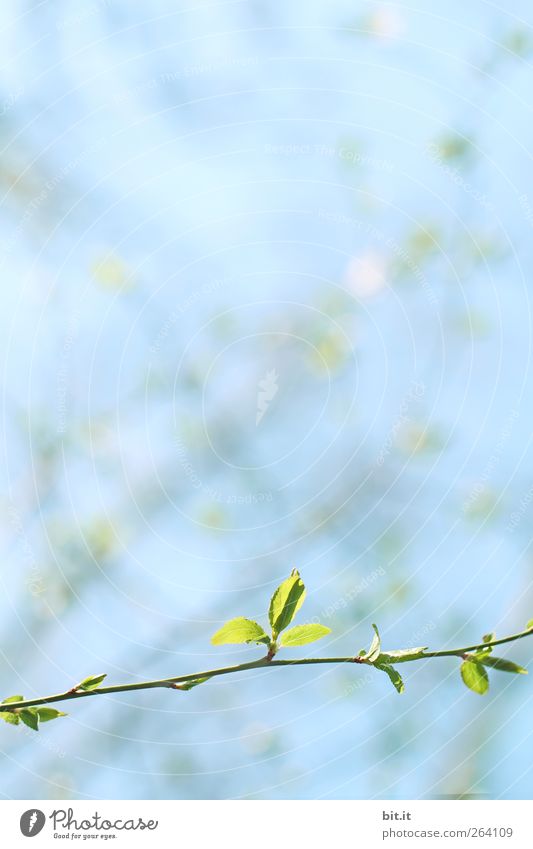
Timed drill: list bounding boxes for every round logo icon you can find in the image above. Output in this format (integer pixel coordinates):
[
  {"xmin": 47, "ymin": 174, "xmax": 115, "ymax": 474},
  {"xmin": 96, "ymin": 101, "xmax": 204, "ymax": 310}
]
[{"xmin": 20, "ymin": 810, "xmax": 46, "ymax": 837}]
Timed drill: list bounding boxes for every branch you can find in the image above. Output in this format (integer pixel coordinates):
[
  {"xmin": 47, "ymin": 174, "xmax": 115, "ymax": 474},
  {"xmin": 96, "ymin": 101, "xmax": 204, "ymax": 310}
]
[{"xmin": 1, "ymin": 570, "xmax": 532, "ymax": 728}]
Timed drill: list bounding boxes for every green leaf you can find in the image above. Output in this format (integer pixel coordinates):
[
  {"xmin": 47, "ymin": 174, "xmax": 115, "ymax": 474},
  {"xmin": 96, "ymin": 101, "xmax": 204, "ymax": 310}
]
[
  {"xmin": 527, "ymin": 619, "xmax": 533, "ymax": 630},
  {"xmin": 280, "ymin": 624, "xmax": 331, "ymax": 647},
  {"xmin": 367, "ymin": 624, "xmax": 381, "ymax": 662},
  {"xmin": 78, "ymin": 674, "xmax": 107, "ymax": 691},
  {"xmin": 479, "ymin": 656, "xmax": 527, "ymax": 675},
  {"xmin": 211, "ymin": 618, "xmax": 269, "ymax": 646},
  {"xmin": 268, "ymin": 570, "xmax": 306, "ymax": 637},
  {"xmin": 36, "ymin": 708, "xmax": 67, "ymax": 722},
  {"xmin": 19, "ymin": 709, "xmax": 39, "ymax": 731},
  {"xmin": 379, "ymin": 647, "xmax": 427, "ymax": 664},
  {"xmin": 460, "ymin": 659, "xmax": 489, "ymax": 695},
  {"xmin": 375, "ymin": 662, "xmax": 405, "ymax": 694},
  {"xmin": 475, "ymin": 633, "xmax": 494, "ymax": 655},
  {"xmin": 178, "ymin": 677, "xmax": 211, "ymax": 691},
  {"xmin": 1, "ymin": 695, "xmax": 23, "ymax": 704},
  {"xmin": 1, "ymin": 712, "xmax": 20, "ymax": 725}
]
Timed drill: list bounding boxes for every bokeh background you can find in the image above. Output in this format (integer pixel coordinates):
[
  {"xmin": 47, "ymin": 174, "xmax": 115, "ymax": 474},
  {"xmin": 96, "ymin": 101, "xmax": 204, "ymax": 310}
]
[{"xmin": 1, "ymin": 0, "xmax": 533, "ymax": 800}]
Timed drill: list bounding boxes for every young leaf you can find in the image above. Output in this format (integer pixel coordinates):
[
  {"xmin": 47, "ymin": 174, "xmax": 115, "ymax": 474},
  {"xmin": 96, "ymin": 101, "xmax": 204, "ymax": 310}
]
[
  {"xmin": 268, "ymin": 570, "xmax": 306, "ymax": 637},
  {"xmin": 36, "ymin": 708, "xmax": 68, "ymax": 722},
  {"xmin": 1, "ymin": 696, "xmax": 23, "ymax": 704},
  {"xmin": 476, "ymin": 635, "xmax": 494, "ymax": 655},
  {"xmin": 367, "ymin": 624, "xmax": 381, "ymax": 662},
  {"xmin": 0, "ymin": 712, "xmax": 20, "ymax": 725},
  {"xmin": 280, "ymin": 624, "xmax": 331, "ymax": 647},
  {"xmin": 379, "ymin": 647, "xmax": 427, "ymax": 664},
  {"xmin": 471, "ymin": 648, "xmax": 492, "ymax": 662},
  {"xmin": 460, "ymin": 659, "xmax": 489, "ymax": 695},
  {"xmin": 19, "ymin": 709, "xmax": 39, "ymax": 731},
  {"xmin": 177, "ymin": 677, "xmax": 211, "ymax": 691},
  {"xmin": 527, "ymin": 619, "xmax": 533, "ymax": 630},
  {"xmin": 479, "ymin": 656, "xmax": 527, "ymax": 675},
  {"xmin": 375, "ymin": 662, "xmax": 405, "ymax": 694},
  {"xmin": 211, "ymin": 618, "xmax": 269, "ymax": 646},
  {"xmin": 78, "ymin": 674, "xmax": 107, "ymax": 691}
]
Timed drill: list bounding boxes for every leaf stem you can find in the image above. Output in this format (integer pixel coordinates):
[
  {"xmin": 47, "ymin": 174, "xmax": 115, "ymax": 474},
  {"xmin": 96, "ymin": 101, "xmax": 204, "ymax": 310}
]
[{"xmin": 1, "ymin": 628, "xmax": 531, "ymax": 713}]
